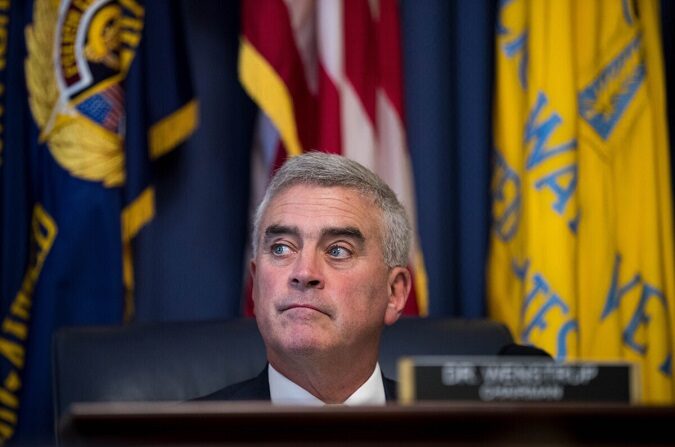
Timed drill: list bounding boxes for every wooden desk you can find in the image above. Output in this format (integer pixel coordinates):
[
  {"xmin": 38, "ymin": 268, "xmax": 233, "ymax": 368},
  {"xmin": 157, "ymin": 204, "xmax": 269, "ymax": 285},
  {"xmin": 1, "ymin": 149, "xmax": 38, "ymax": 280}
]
[{"xmin": 60, "ymin": 401, "xmax": 675, "ymax": 446}]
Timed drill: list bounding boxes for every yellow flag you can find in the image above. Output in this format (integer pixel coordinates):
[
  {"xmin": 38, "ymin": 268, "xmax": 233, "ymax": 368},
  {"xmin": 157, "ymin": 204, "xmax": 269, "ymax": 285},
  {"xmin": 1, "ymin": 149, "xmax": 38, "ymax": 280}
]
[{"xmin": 489, "ymin": 0, "xmax": 675, "ymax": 403}]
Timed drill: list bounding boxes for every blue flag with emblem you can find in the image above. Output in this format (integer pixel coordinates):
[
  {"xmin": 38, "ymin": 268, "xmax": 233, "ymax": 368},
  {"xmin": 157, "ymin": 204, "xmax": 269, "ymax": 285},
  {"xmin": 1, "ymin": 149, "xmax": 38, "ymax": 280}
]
[
  {"xmin": 0, "ymin": 0, "xmax": 198, "ymax": 443},
  {"xmin": 489, "ymin": 0, "xmax": 675, "ymax": 403}
]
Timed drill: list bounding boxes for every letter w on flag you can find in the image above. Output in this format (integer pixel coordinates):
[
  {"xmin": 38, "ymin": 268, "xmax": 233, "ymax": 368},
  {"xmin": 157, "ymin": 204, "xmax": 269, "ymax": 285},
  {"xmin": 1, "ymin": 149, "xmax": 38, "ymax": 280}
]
[{"xmin": 239, "ymin": 0, "xmax": 428, "ymax": 316}]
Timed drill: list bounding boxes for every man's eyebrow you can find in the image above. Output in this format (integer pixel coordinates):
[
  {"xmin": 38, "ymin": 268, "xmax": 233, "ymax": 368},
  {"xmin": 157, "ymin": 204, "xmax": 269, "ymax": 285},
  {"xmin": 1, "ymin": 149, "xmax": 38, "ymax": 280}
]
[
  {"xmin": 263, "ymin": 224, "xmax": 300, "ymax": 239},
  {"xmin": 321, "ymin": 227, "xmax": 365, "ymax": 245},
  {"xmin": 263, "ymin": 225, "xmax": 366, "ymax": 246}
]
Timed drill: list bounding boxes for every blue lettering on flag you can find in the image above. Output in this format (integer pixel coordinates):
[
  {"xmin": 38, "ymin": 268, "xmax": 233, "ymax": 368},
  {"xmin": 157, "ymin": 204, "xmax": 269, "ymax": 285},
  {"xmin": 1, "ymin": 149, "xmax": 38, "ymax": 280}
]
[
  {"xmin": 534, "ymin": 164, "xmax": 577, "ymax": 215},
  {"xmin": 522, "ymin": 293, "xmax": 569, "ymax": 344},
  {"xmin": 623, "ymin": 283, "xmax": 666, "ymax": 355},
  {"xmin": 503, "ymin": 32, "xmax": 528, "ymax": 89},
  {"xmin": 520, "ymin": 272, "xmax": 577, "ymax": 360},
  {"xmin": 601, "ymin": 254, "xmax": 641, "ymax": 320},
  {"xmin": 497, "ymin": 0, "xmax": 527, "ymax": 88},
  {"xmin": 492, "ymin": 150, "xmax": 521, "ymax": 242},
  {"xmin": 602, "ymin": 254, "xmax": 672, "ymax": 370},
  {"xmin": 556, "ymin": 320, "xmax": 579, "ymax": 361},
  {"xmin": 525, "ymin": 92, "xmax": 576, "ymax": 170},
  {"xmin": 496, "ymin": 0, "xmax": 515, "ymax": 35},
  {"xmin": 578, "ymin": 37, "xmax": 644, "ymax": 140},
  {"xmin": 522, "ymin": 273, "xmax": 549, "ymax": 312}
]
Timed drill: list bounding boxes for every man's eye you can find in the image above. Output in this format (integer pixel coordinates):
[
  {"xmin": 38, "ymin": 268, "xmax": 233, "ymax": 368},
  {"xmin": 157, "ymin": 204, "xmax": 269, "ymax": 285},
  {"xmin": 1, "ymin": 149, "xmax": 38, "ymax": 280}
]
[
  {"xmin": 271, "ymin": 244, "xmax": 291, "ymax": 256},
  {"xmin": 327, "ymin": 245, "xmax": 351, "ymax": 259}
]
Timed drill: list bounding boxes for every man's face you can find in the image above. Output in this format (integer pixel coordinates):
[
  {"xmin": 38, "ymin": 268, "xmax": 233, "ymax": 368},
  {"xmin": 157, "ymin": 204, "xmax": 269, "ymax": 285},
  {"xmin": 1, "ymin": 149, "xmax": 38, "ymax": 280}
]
[{"xmin": 252, "ymin": 184, "xmax": 409, "ymax": 364}]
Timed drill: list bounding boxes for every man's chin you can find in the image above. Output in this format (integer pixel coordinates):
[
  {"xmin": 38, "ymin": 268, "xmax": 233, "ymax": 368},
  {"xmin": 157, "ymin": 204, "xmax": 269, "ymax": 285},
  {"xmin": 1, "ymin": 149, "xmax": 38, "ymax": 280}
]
[
  {"xmin": 265, "ymin": 317, "xmax": 334, "ymax": 356},
  {"xmin": 279, "ymin": 331, "xmax": 331, "ymax": 356}
]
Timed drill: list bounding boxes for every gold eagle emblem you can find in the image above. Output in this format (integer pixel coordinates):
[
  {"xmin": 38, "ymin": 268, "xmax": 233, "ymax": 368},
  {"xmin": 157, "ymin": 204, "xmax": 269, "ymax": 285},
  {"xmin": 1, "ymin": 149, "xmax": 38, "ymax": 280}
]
[{"xmin": 25, "ymin": 0, "xmax": 144, "ymax": 187}]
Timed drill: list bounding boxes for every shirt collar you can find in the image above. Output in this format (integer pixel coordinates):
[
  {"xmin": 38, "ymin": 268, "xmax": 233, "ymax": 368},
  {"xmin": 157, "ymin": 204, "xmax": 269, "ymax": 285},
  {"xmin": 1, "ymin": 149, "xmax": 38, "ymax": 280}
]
[{"xmin": 268, "ymin": 363, "xmax": 386, "ymax": 406}]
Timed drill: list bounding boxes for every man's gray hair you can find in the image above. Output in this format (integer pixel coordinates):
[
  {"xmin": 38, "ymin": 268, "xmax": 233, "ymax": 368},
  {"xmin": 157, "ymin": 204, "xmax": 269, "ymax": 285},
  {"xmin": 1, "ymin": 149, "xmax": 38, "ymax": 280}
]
[{"xmin": 252, "ymin": 152, "xmax": 411, "ymax": 267}]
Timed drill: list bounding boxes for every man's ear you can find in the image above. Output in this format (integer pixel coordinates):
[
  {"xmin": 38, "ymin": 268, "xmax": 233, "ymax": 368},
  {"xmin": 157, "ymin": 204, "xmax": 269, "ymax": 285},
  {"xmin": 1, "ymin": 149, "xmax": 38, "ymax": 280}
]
[{"xmin": 384, "ymin": 266, "xmax": 411, "ymax": 326}]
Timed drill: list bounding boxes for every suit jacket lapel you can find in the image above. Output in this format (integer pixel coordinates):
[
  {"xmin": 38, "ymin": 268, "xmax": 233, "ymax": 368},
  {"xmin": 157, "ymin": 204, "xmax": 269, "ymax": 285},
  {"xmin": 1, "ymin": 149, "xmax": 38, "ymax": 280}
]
[{"xmin": 383, "ymin": 375, "xmax": 397, "ymax": 402}]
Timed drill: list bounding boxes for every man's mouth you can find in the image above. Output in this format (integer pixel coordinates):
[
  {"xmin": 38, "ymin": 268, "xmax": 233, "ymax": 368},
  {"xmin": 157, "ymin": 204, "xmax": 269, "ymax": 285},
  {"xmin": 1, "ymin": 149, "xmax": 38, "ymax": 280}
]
[{"xmin": 279, "ymin": 303, "xmax": 330, "ymax": 316}]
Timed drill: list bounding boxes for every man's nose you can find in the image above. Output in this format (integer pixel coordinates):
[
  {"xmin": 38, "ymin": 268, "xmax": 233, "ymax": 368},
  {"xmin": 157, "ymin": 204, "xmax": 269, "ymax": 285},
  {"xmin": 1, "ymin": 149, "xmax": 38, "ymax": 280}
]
[{"xmin": 290, "ymin": 250, "xmax": 324, "ymax": 289}]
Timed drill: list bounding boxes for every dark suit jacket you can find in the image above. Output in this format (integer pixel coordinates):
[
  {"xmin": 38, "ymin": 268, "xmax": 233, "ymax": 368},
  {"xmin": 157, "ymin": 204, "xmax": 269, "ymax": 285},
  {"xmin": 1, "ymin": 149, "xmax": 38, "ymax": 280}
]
[{"xmin": 198, "ymin": 365, "xmax": 397, "ymax": 402}]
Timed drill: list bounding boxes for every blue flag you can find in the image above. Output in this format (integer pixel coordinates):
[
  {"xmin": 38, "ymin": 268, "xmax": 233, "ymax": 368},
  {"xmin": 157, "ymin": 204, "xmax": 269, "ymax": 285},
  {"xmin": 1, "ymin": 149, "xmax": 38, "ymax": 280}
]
[{"xmin": 0, "ymin": 0, "xmax": 198, "ymax": 443}]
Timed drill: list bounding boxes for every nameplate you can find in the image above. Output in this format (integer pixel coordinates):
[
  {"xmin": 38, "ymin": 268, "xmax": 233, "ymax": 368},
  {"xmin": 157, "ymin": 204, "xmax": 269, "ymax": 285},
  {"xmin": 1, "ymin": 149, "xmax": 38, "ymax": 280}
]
[{"xmin": 398, "ymin": 356, "xmax": 637, "ymax": 404}]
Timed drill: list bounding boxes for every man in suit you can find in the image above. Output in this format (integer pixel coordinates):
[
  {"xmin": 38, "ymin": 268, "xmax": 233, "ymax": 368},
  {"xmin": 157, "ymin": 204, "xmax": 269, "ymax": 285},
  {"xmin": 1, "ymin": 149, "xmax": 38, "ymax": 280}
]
[{"xmin": 201, "ymin": 152, "xmax": 411, "ymax": 404}]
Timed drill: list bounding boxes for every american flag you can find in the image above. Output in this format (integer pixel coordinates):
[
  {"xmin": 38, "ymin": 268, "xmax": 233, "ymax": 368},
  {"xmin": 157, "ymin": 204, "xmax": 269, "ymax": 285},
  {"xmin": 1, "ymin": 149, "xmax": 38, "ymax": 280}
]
[{"xmin": 77, "ymin": 84, "xmax": 125, "ymax": 133}]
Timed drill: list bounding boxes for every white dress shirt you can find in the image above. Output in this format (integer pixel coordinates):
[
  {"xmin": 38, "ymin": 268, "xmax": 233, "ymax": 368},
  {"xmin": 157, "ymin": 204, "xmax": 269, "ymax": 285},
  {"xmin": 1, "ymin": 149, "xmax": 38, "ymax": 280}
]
[{"xmin": 268, "ymin": 363, "xmax": 386, "ymax": 406}]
